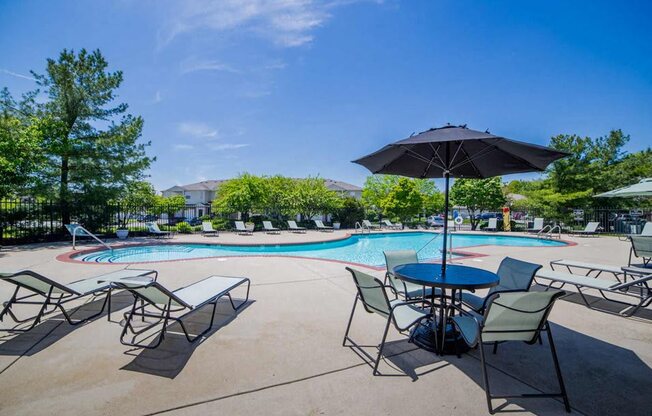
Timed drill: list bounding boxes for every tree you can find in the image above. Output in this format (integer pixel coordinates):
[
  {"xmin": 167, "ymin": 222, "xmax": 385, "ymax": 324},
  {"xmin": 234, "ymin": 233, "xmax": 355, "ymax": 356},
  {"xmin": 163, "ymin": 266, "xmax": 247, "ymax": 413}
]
[
  {"xmin": 152, "ymin": 194, "xmax": 186, "ymax": 220},
  {"xmin": 0, "ymin": 113, "xmax": 45, "ymax": 199},
  {"xmin": 414, "ymin": 179, "xmax": 444, "ymax": 216},
  {"xmin": 11, "ymin": 49, "xmax": 153, "ymax": 222},
  {"xmin": 361, "ymin": 175, "xmax": 399, "ymax": 219},
  {"xmin": 450, "ymin": 177, "xmax": 506, "ymax": 230},
  {"xmin": 114, "ymin": 181, "xmax": 157, "ymax": 228},
  {"xmin": 294, "ymin": 177, "xmax": 342, "ymax": 221},
  {"xmin": 212, "ymin": 173, "xmax": 266, "ymax": 221},
  {"xmin": 262, "ymin": 175, "xmax": 297, "ymax": 219},
  {"xmin": 380, "ymin": 177, "xmax": 424, "ymax": 223},
  {"xmin": 332, "ymin": 196, "xmax": 365, "ymax": 228}
]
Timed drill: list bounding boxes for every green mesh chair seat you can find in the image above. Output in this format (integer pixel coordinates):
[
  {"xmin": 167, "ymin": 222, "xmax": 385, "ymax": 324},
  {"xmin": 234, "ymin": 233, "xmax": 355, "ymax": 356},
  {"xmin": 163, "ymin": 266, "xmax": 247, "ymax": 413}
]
[
  {"xmin": 630, "ymin": 236, "xmax": 652, "ymax": 266},
  {"xmin": 451, "ymin": 290, "xmax": 570, "ymax": 414},
  {"xmin": 343, "ymin": 267, "xmax": 431, "ymax": 375},
  {"xmin": 461, "ymin": 257, "xmax": 542, "ymax": 313},
  {"xmin": 383, "ymin": 250, "xmax": 440, "ymax": 300}
]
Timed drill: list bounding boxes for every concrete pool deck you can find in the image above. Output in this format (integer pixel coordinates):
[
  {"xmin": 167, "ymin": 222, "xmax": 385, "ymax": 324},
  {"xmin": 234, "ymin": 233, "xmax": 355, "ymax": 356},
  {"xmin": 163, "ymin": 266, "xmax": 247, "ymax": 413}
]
[{"xmin": 0, "ymin": 231, "xmax": 650, "ymax": 415}]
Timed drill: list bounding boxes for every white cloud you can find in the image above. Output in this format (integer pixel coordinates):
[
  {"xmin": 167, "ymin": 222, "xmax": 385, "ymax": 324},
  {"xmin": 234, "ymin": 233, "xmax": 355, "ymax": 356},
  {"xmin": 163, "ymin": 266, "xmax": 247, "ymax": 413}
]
[
  {"xmin": 0, "ymin": 68, "xmax": 36, "ymax": 81},
  {"xmin": 160, "ymin": 0, "xmax": 337, "ymax": 48},
  {"xmin": 178, "ymin": 121, "xmax": 219, "ymax": 138},
  {"xmin": 180, "ymin": 57, "xmax": 240, "ymax": 74},
  {"xmin": 173, "ymin": 144, "xmax": 194, "ymax": 150},
  {"xmin": 210, "ymin": 143, "xmax": 250, "ymax": 150},
  {"xmin": 152, "ymin": 91, "xmax": 162, "ymax": 103}
]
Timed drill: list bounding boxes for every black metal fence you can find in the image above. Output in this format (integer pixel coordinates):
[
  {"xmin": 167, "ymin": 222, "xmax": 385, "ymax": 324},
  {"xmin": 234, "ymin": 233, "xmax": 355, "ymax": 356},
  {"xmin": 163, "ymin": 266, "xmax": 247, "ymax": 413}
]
[
  {"xmin": 511, "ymin": 207, "xmax": 651, "ymax": 233},
  {"xmin": 0, "ymin": 200, "xmax": 210, "ymax": 245}
]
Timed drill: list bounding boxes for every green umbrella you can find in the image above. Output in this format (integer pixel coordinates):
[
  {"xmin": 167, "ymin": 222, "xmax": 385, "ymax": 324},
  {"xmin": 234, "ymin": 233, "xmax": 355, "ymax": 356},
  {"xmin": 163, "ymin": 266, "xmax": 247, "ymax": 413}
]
[{"xmin": 595, "ymin": 178, "xmax": 652, "ymax": 198}]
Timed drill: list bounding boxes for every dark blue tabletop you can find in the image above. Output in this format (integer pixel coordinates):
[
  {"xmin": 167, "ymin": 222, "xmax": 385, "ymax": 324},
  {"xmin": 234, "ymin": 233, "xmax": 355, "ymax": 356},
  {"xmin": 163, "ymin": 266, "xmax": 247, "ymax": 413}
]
[{"xmin": 393, "ymin": 263, "xmax": 499, "ymax": 290}]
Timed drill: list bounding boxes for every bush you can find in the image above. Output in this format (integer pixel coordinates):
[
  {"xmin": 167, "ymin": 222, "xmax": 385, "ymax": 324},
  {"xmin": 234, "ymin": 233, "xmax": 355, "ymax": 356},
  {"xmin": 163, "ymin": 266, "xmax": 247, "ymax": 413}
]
[
  {"xmin": 176, "ymin": 221, "xmax": 193, "ymax": 233},
  {"xmin": 211, "ymin": 218, "xmax": 230, "ymax": 230},
  {"xmin": 332, "ymin": 197, "xmax": 366, "ymax": 228}
]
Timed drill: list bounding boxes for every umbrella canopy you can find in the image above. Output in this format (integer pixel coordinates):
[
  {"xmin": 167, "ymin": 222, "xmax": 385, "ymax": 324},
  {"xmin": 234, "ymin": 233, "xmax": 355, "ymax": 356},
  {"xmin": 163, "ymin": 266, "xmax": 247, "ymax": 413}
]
[
  {"xmin": 353, "ymin": 124, "xmax": 568, "ymax": 274},
  {"xmin": 352, "ymin": 125, "xmax": 568, "ymax": 178},
  {"xmin": 594, "ymin": 178, "xmax": 652, "ymax": 198}
]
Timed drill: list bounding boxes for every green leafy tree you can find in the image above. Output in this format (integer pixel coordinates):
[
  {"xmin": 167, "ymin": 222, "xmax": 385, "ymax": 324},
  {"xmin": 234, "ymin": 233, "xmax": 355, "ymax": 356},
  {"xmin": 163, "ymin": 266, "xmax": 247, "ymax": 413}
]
[
  {"xmin": 415, "ymin": 179, "xmax": 444, "ymax": 216},
  {"xmin": 332, "ymin": 196, "xmax": 365, "ymax": 228},
  {"xmin": 0, "ymin": 112, "xmax": 45, "ymax": 198},
  {"xmin": 212, "ymin": 173, "xmax": 266, "ymax": 221},
  {"xmin": 450, "ymin": 177, "xmax": 506, "ymax": 230},
  {"xmin": 152, "ymin": 194, "xmax": 186, "ymax": 221},
  {"xmin": 361, "ymin": 175, "xmax": 399, "ymax": 219},
  {"xmin": 294, "ymin": 177, "xmax": 342, "ymax": 221},
  {"xmin": 380, "ymin": 177, "xmax": 424, "ymax": 223},
  {"xmin": 8, "ymin": 49, "xmax": 153, "ymax": 222},
  {"xmin": 262, "ymin": 175, "xmax": 297, "ymax": 219},
  {"xmin": 115, "ymin": 181, "xmax": 157, "ymax": 228}
]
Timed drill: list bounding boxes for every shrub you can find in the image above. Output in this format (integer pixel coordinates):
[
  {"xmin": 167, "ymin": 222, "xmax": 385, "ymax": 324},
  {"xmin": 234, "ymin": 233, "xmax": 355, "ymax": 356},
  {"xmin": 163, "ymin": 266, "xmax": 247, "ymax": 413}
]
[
  {"xmin": 211, "ymin": 218, "xmax": 230, "ymax": 230},
  {"xmin": 332, "ymin": 197, "xmax": 366, "ymax": 228},
  {"xmin": 176, "ymin": 221, "xmax": 193, "ymax": 233}
]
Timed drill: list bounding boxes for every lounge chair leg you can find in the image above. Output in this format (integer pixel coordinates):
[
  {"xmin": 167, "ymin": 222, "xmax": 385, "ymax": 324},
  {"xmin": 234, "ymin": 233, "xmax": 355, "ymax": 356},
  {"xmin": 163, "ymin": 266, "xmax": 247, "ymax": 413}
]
[
  {"xmin": 373, "ymin": 315, "xmax": 392, "ymax": 376},
  {"xmin": 546, "ymin": 325, "xmax": 571, "ymax": 412},
  {"xmin": 478, "ymin": 338, "xmax": 494, "ymax": 414},
  {"xmin": 342, "ymin": 296, "xmax": 359, "ymax": 346},
  {"xmin": 0, "ymin": 286, "xmax": 20, "ymax": 322},
  {"xmin": 492, "ymin": 342, "xmax": 498, "ymax": 355}
]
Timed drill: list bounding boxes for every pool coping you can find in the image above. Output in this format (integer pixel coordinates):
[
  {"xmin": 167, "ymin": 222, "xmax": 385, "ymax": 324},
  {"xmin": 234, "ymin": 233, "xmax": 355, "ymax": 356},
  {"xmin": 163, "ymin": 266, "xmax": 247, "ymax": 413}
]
[{"xmin": 56, "ymin": 231, "xmax": 575, "ymax": 270}]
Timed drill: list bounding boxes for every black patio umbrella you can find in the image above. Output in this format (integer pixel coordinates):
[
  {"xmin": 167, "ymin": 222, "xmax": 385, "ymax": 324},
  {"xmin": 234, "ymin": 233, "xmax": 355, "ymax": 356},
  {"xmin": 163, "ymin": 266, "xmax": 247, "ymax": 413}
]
[{"xmin": 352, "ymin": 124, "xmax": 568, "ymax": 274}]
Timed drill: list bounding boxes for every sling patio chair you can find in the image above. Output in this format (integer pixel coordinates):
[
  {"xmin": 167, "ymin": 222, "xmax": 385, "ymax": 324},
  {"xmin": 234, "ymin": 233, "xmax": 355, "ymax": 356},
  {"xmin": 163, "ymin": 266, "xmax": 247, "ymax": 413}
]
[
  {"xmin": 262, "ymin": 221, "xmax": 281, "ymax": 234},
  {"xmin": 362, "ymin": 219, "xmax": 381, "ymax": 230},
  {"xmin": 201, "ymin": 221, "xmax": 219, "ymax": 237},
  {"xmin": 342, "ymin": 267, "xmax": 432, "ymax": 375},
  {"xmin": 0, "ymin": 269, "xmax": 158, "ymax": 331},
  {"xmin": 571, "ymin": 221, "xmax": 601, "ymax": 237},
  {"xmin": 314, "ymin": 220, "xmax": 334, "ymax": 232},
  {"xmin": 382, "ymin": 219, "xmax": 402, "ymax": 230},
  {"xmin": 549, "ymin": 259, "xmax": 626, "ymax": 282},
  {"xmin": 287, "ymin": 220, "xmax": 307, "ymax": 233},
  {"xmin": 460, "ymin": 257, "xmax": 542, "ymax": 314},
  {"xmin": 484, "ymin": 217, "xmax": 498, "ymax": 232},
  {"xmin": 527, "ymin": 218, "xmax": 544, "ymax": 234},
  {"xmin": 534, "ymin": 268, "xmax": 652, "ymax": 316},
  {"xmin": 146, "ymin": 222, "xmax": 173, "ymax": 239},
  {"xmin": 234, "ymin": 221, "xmax": 254, "ymax": 235},
  {"xmin": 450, "ymin": 291, "xmax": 570, "ymax": 414},
  {"xmin": 383, "ymin": 250, "xmax": 438, "ymax": 300},
  {"xmin": 113, "ymin": 275, "xmax": 250, "ymax": 349},
  {"xmin": 629, "ymin": 235, "xmax": 652, "ymax": 267}
]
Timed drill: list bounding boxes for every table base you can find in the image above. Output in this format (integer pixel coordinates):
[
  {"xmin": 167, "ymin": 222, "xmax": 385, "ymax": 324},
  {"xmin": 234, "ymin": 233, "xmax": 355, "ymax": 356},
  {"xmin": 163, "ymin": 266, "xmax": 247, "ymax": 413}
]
[{"xmin": 410, "ymin": 320, "xmax": 470, "ymax": 355}]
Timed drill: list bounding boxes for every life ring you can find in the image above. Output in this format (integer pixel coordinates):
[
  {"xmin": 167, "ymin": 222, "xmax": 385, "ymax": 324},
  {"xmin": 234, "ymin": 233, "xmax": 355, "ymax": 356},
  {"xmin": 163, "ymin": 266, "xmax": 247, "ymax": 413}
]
[{"xmin": 454, "ymin": 216, "xmax": 463, "ymax": 225}]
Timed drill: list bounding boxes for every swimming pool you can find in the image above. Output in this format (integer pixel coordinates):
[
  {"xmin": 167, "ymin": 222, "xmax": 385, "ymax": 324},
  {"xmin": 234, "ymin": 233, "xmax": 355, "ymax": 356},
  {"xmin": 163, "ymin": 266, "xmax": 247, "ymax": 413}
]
[{"xmin": 74, "ymin": 232, "xmax": 567, "ymax": 266}]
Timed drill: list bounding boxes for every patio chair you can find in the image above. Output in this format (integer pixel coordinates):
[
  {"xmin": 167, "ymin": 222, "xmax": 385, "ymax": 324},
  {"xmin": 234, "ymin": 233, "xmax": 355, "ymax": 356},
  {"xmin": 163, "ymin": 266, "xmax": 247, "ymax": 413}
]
[
  {"xmin": 534, "ymin": 268, "xmax": 652, "ymax": 316},
  {"xmin": 342, "ymin": 267, "xmax": 431, "ymax": 375},
  {"xmin": 201, "ymin": 221, "xmax": 219, "ymax": 237},
  {"xmin": 287, "ymin": 220, "xmax": 307, "ymax": 233},
  {"xmin": 383, "ymin": 250, "xmax": 437, "ymax": 300},
  {"xmin": 146, "ymin": 222, "xmax": 172, "ymax": 238},
  {"xmin": 263, "ymin": 221, "xmax": 281, "ymax": 234},
  {"xmin": 629, "ymin": 235, "xmax": 652, "ymax": 267},
  {"xmin": 572, "ymin": 221, "xmax": 601, "ymax": 237},
  {"xmin": 64, "ymin": 223, "xmax": 106, "ymax": 249},
  {"xmin": 314, "ymin": 220, "xmax": 334, "ymax": 232},
  {"xmin": 382, "ymin": 219, "xmax": 402, "ymax": 230},
  {"xmin": 113, "ymin": 275, "xmax": 250, "ymax": 349},
  {"xmin": 549, "ymin": 259, "xmax": 625, "ymax": 282},
  {"xmin": 484, "ymin": 218, "xmax": 498, "ymax": 232},
  {"xmin": 234, "ymin": 221, "xmax": 253, "ymax": 235},
  {"xmin": 362, "ymin": 219, "xmax": 381, "ymax": 230},
  {"xmin": 451, "ymin": 291, "xmax": 570, "ymax": 414},
  {"xmin": 0, "ymin": 269, "xmax": 157, "ymax": 331},
  {"xmin": 527, "ymin": 218, "xmax": 544, "ymax": 233},
  {"xmin": 460, "ymin": 257, "xmax": 542, "ymax": 314}
]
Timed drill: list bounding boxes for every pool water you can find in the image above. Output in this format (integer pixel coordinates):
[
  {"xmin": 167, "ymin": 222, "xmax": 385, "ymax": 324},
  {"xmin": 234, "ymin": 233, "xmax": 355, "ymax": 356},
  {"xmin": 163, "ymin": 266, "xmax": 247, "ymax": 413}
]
[{"xmin": 75, "ymin": 232, "xmax": 566, "ymax": 266}]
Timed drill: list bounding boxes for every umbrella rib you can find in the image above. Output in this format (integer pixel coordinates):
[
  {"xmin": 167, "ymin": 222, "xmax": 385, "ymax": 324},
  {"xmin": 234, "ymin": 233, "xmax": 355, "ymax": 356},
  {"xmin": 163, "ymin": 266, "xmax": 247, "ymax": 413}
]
[
  {"xmin": 450, "ymin": 142, "xmax": 465, "ymax": 170},
  {"xmin": 457, "ymin": 144, "xmax": 484, "ymax": 178},
  {"xmin": 429, "ymin": 143, "xmax": 447, "ymax": 168},
  {"xmin": 450, "ymin": 142, "xmax": 499, "ymax": 173}
]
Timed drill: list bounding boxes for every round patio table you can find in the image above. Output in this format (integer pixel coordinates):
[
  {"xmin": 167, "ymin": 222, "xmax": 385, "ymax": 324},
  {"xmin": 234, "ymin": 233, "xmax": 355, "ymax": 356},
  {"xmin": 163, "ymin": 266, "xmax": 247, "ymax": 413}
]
[{"xmin": 393, "ymin": 263, "xmax": 499, "ymax": 355}]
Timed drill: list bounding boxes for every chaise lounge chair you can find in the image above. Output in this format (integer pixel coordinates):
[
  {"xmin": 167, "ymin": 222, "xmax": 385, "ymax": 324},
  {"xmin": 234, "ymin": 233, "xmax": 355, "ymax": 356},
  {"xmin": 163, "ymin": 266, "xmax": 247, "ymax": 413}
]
[
  {"xmin": 201, "ymin": 221, "xmax": 219, "ymax": 237},
  {"xmin": 362, "ymin": 220, "xmax": 381, "ymax": 230},
  {"xmin": 629, "ymin": 235, "xmax": 652, "ymax": 267},
  {"xmin": 234, "ymin": 221, "xmax": 254, "ymax": 235},
  {"xmin": 571, "ymin": 221, "xmax": 601, "ymax": 237},
  {"xmin": 65, "ymin": 223, "xmax": 106, "ymax": 249},
  {"xmin": 287, "ymin": 220, "xmax": 307, "ymax": 233},
  {"xmin": 146, "ymin": 222, "xmax": 173, "ymax": 239},
  {"xmin": 549, "ymin": 259, "xmax": 626, "ymax": 282},
  {"xmin": 314, "ymin": 220, "xmax": 334, "ymax": 232},
  {"xmin": 113, "ymin": 275, "xmax": 250, "ymax": 349},
  {"xmin": 451, "ymin": 291, "xmax": 570, "ymax": 414},
  {"xmin": 484, "ymin": 218, "xmax": 498, "ymax": 232},
  {"xmin": 0, "ymin": 269, "xmax": 157, "ymax": 331},
  {"xmin": 534, "ymin": 268, "xmax": 652, "ymax": 316},
  {"xmin": 263, "ymin": 221, "xmax": 281, "ymax": 234},
  {"xmin": 382, "ymin": 219, "xmax": 402, "ymax": 230},
  {"xmin": 527, "ymin": 218, "xmax": 544, "ymax": 234}
]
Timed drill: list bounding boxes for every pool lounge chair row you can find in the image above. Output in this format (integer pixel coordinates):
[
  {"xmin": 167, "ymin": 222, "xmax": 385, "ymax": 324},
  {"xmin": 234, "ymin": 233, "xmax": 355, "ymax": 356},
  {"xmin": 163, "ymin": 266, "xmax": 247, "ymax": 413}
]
[{"xmin": 0, "ymin": 269, "xmax": 250, "ymax": 349}]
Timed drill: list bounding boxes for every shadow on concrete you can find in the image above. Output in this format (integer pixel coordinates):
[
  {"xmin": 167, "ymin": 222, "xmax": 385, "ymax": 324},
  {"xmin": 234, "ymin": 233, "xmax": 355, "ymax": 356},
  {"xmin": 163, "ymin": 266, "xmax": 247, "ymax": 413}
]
[
  {"xmin": 121, "ymin": 298, "xmax": 254, "ymax": 379},
  {"xmin": 0, "ymin": 291, "xmax": 134, "ymax": 358},
  {"xmin": 374, "ymin": 322, "xmax": 652, "ymax": 415}
]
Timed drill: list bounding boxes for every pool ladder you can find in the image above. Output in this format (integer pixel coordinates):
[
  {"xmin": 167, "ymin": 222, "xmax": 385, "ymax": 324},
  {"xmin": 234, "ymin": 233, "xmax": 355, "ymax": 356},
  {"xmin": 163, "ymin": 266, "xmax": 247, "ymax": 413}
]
[
  {"xmin": 71, "ymin": 225, "xmax": 113, "ymax": 252},
  {"xmin": 354, "ymin": 221, "xmax": 370, "ymax": 234},
  {"xmin": 537, "ymin": 225, "xmax": 561, "ymax": 240}
]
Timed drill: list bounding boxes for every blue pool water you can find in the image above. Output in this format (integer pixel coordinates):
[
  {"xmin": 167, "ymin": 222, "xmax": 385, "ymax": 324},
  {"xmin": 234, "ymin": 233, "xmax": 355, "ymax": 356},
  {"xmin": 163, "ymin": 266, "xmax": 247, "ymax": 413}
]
[{"xmin": 76, "ymin": 232, "xmax": 566, "ymax": 266}]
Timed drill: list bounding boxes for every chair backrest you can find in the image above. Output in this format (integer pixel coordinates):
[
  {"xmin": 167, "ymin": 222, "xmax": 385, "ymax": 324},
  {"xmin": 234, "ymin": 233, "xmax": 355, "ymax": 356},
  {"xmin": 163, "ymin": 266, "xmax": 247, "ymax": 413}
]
[
  {"xmin": 263, "ymin": 221, "xmax": 274, "ymax": 229},
  {"xmin": 146, "ymin": 222, "xmax": 161, "ymax": 233},
  {"xmin": 112, "ymin": 279, "xmax": 191, "ymax": 308},
  {"xmin": 288, "ymin": 220, "xmax": 299, "ymax": 229},
  {"xmin": 383, "ymin": 219, "xmax": 392, "ymax": 226},
  {"xmin": 533, "ymin": 218, "xmax": 544, "ymax": 229},
  {"xmin": 631, "ymin": 236, "xmax": 652, "ymax": 258},
  {"xmin": 202, "ymin": 221, "xmax": 213, "ymax": 232},
  {"xmin": 488, "ymin": 218, "xmax": 497, "ymax": 228},
  {"xmin": 362, "ymin": 220, "xmax": 372, "ymax": 227},
  {"xmin": 65, "ymin": 223, "xmax": 90, "ymax": 236},
  {"xmin": 314, "ymin": 220, "xmax": 324, "ymax": 228},
  {"xmin": 490, "ymin": 257, "xmax": 542, "ymax": 295},
  {"xmin": 383, "ymin": 250, "xmax": 418, "ymax": 292},
  {"xmin": 482, "ymin": 291, "xmax": 564, "ymax": 343},
  {"xmin": 585, "ymin": 222, "xmax": 600, "ymax": 232},
  {"xmin": 235, "ymin": 221, "xmax": 246, "ymax": 230},
  {"xmin": 641, "ymin": 222, "xmax": 652, "ymax": 236},
  {"xmin": 0, "ymin": 270, "xmax": 75, "ymax": 296},
  {"xmin": 345, "ymin": 267, "xmax": 391, "ymax": 317}
]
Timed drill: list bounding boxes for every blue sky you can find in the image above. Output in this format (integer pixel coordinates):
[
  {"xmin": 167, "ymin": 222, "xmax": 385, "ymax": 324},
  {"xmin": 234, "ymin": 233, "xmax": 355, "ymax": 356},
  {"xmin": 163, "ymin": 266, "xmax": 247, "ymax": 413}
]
[{"xmin": 1, "ymin": 0, "xmax": 651, "ymax": 192}]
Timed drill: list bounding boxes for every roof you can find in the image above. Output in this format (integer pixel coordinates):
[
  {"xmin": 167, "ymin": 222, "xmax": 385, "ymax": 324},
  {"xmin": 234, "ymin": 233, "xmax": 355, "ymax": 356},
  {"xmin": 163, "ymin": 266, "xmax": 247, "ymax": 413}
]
[{"xmin": 163, "ymin": 178, "xmax": 361, "ymax": 193}]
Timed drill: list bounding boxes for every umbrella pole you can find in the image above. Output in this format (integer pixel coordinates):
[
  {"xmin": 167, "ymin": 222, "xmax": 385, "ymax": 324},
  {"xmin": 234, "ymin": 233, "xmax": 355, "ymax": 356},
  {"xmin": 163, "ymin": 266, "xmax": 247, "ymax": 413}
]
[{"xmin": 441, "ymin": 171, "xmax": 450, "ymax": 275}]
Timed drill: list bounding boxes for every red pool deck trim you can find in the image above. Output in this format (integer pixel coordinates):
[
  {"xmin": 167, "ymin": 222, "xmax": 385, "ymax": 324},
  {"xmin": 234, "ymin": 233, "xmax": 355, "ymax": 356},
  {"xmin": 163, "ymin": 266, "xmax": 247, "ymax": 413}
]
[{"xmin": 56, "ymin": 231, "xmax": 571, "ymax": 269}]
